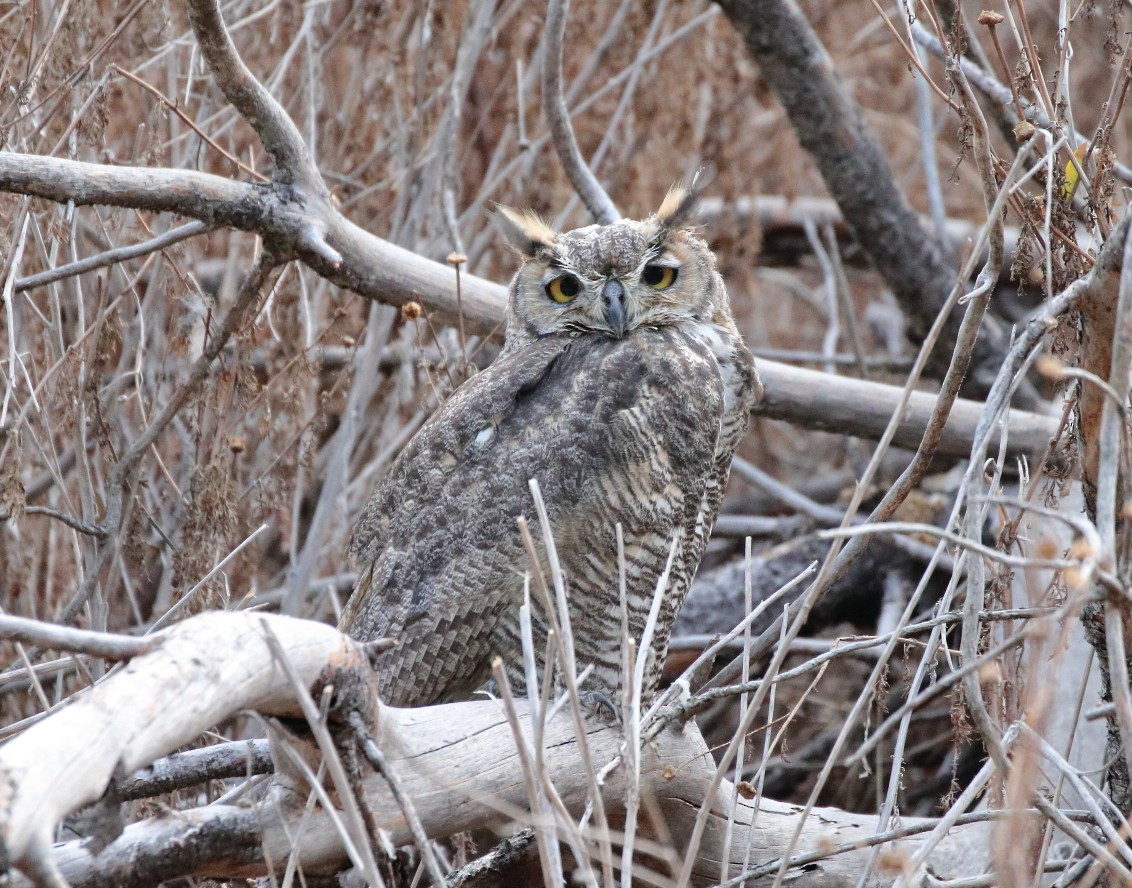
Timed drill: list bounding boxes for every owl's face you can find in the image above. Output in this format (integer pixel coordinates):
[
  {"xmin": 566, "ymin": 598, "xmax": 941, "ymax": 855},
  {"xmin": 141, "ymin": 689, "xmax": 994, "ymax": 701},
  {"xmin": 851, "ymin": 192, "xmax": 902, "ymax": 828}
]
[{"xmin": 497, "ymin": 188, "xmax": 725, "ymax": 349}]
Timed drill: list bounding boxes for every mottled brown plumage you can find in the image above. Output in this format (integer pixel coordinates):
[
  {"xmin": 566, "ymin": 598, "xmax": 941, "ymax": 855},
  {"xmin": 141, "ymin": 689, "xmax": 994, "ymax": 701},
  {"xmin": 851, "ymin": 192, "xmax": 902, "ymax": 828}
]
[{"xmin": 342, "ymin": 186, "xmax": 759, "ymax": 706}]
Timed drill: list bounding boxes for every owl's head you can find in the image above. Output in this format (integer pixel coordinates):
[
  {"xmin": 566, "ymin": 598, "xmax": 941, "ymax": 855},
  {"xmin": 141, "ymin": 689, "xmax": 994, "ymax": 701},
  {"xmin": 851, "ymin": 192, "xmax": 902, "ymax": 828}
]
[{"xmin": 496, "ymin": 183, "xmax": 730, "ymax": 350}]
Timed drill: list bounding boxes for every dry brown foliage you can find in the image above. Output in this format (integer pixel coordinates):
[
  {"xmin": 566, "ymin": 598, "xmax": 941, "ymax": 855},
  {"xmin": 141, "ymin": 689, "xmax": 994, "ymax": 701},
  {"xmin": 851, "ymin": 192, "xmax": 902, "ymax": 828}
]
[{"xmin": 4, "ymin": 0, "xmax": 1132, "ymax": 884}]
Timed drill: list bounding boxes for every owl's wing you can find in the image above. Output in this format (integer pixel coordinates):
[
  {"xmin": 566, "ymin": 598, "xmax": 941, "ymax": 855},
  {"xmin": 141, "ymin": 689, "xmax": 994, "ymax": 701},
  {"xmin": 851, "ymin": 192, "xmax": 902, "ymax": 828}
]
[
  {"xmin": 341, "ymin": 331, "xmax": 727, "ymax": 706},
  {"xmin": 345, "ymin": 335, "xmax": 571, "ymax": 569},
  {"xmin": 675, "ymin": 329, "xmax": 759, "ymax": 605}
]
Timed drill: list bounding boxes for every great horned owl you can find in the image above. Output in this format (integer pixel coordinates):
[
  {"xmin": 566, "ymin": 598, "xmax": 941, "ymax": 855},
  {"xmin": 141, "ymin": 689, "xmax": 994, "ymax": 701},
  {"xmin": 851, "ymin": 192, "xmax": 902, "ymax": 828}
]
[{"xmin": 342, "ymin": 184, "xmax": 759, "ymax": 707}]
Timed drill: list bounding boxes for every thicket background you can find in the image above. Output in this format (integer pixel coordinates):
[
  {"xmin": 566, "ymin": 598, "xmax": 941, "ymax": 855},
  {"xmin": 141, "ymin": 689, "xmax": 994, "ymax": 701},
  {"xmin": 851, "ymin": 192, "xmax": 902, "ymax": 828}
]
[{"xmin": 2, "ymin": 0, "xmax": 1131, "ymax": 884}]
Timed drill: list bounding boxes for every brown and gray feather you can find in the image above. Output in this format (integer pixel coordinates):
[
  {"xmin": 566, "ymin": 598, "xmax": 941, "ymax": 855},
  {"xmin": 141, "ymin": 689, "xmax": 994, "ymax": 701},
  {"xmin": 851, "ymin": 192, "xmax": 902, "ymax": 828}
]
[{"xmin": 342, "ymin": 189, "xmax": 759, "ymax": 707}]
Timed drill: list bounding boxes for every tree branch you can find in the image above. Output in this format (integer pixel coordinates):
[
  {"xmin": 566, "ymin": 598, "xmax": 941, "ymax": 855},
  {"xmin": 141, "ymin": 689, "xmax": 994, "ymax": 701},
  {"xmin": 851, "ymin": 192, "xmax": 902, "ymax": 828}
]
[
  {"xmin": 715, "ymin": 0, "xmax": 1011, "ymax": 397},
  {"xmin": 543, "ymin": 0, "xmax": 620, "ymax": 224},
  {"xmin": 0, "ymin": 614, "xmax": 152, "ymax": 661},
  {"xmin": 184, "ymin": 0, "xmax": 323, "ymax": 193}
]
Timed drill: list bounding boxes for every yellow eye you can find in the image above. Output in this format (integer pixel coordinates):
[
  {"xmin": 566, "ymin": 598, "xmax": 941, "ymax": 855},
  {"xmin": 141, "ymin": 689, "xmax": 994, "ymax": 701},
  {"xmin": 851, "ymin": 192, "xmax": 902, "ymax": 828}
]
[
  {"xmin": 546, "ymin": 275, "xmax": 582, "ymax": 303},
  {"xmin": 642, "ymin": 264, "xmax": 678, "ymax": 290}
]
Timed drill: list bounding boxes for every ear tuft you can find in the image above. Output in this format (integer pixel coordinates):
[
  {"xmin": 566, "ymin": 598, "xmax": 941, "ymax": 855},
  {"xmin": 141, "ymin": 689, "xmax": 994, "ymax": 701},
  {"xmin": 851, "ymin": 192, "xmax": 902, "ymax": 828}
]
[
  {"xmin": 493, "ymin": 206, "xmax": 558, "ymax": 258},
  {"xmin": 654, "ymin": 165, "xmax": 715, "ymax": 230}
]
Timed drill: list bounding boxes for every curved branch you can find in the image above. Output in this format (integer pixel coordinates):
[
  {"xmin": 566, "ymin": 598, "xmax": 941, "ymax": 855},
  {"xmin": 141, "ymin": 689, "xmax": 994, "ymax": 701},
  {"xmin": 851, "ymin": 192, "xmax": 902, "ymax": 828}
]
[
  {"xmin": 0, "ymin": 615, "xmax": 152, "ymax": 661},
  {"xmin": 184, "ymin": 0, "xmax": 323, "ymax": 193},
  {"xmin": 543, "ymin": 0, "xmax": 620, "ymax": 224}
]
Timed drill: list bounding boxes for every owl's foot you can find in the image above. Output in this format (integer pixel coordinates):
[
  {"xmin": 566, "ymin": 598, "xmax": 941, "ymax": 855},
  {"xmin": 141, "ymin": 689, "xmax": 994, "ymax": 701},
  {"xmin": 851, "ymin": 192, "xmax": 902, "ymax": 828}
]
[{"xmin": 580, "ymin": 690, "xmax": 621, "ymax": 725}]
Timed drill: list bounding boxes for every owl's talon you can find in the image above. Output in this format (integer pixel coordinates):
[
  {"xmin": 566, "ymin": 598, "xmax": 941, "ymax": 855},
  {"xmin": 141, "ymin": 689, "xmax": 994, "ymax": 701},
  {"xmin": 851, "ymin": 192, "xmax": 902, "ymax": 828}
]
[{"xmin": 580, "ymin": 691, "xmax": 621, "ymax": 725}]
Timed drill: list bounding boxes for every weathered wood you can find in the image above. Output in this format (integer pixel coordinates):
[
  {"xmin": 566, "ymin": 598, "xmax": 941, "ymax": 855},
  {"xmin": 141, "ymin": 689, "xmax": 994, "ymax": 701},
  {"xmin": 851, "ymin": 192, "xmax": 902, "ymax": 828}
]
[
  {"xmin": 752, "ymin": 360, "xmax": 1055, "ymax": 459},
  {"xmin": 0, "ymin": 610, "xmax": 991, "ymax": 887},
  {"xmin": 0, "ymin": 611, "xmax": 375, "ymax": 879}
]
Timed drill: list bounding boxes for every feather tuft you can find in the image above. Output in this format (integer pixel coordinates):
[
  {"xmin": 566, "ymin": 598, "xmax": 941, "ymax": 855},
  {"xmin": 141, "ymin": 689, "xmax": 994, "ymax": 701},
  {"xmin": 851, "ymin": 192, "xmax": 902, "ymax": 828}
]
[
  {"xmin": 653, "ymin": 165, "xmax": 715, "ymax": 230},
  {"xmin": 493, "ymin": 206, "xmax": 558, "ymax": 257}
]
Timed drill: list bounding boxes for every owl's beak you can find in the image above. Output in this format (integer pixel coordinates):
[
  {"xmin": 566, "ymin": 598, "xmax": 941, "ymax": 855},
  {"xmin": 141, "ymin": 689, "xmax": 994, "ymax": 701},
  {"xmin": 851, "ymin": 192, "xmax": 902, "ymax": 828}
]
[{"xmin": 601, "ymin": 279, "xmax": 628, "ymax": 337}]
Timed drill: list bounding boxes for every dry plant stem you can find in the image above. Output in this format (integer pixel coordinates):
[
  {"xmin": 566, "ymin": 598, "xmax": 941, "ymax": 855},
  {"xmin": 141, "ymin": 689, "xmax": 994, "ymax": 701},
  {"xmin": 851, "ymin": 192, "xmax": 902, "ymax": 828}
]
[
  {"xmin": 674, "ymin": 576, "xmax": 829, "ymax": 888},
  {"xmin": 258, "ymin": 627, "xmax": 386, "ymax": 887},
  {"xmin": 820, "ymin": 522, "xmax": 1078, "ymax": 571},
  {"xmin": 1094, "ymin": 228, "xmax": 1132, "ymax": 809},
  {"xmin": 268, "ymin": 722, "xmax": 383, "ymax": 888},
  {"xmin": 346, "ymin": 711, "xmax": 447, "ymax": 887},
  {"xmin": 705, "ymin": 134, "xmax": 1017, "ymax": 698},
  {"xmin": 912, "ymin": 23, "xmax": 1132, "ymax": 185},
  {"xmin": 864, "ymin": 0, "xmax": 956, "ymax": 109},
  {"xmin": 526, "ymin": 480, "xmax": 616, "ymax": 888},
  {"xmin": 684, "ymin": 607, "xmax": 1057, "ymax": 726},
  {"xmin": 113, "ymin": 65, "xmax": 267, "ymax": 181},
  {"xmin": 981, "ymin": 16, "xmax": 1026, "ymax": 121},
  {"xmin": 769, "ymin": 76, "xmax": 1007, "ymax": 887},
  {"xmin": 716, "ymin": 0, "xmax": 1005, "ymax": 392},
  {"xmin": 969, "ymin": 210, "xmax": 1131, "ymax": 488},
  {"xmin": 947, "ymin": 64, "xmax": 1016, "ymax": 785},
  {"xmin": 1017, "ymin": 724, "xmax": 1132, "ymax": 866},
  {"xmin": 436, "ymin": 0, "xmax": 495, "ymax": 254},
  {"xmin": 0, "ymin": 614, "xmax": 152, "ymax": 661},
  {"xmin": 892, "ymin": 732, "xmax": 1008, "ymax": 888},
  {"xmin": 490, "ymin": 659, "xmax": 565, "ymax": 888},
  {"xmin": 55, "ymin": 253, "xmax": 276, "ymax": 628},
  {"xmin": 542, "ymin": 0, "xmax": 619, "ymax": 225}
]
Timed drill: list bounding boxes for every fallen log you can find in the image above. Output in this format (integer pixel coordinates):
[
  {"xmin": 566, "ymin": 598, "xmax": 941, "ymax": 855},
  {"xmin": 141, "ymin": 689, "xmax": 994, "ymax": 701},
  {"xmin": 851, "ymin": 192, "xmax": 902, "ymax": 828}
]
[{"xmin": 0, "ymin": 610, "xmax": 993, "ymax": 886}]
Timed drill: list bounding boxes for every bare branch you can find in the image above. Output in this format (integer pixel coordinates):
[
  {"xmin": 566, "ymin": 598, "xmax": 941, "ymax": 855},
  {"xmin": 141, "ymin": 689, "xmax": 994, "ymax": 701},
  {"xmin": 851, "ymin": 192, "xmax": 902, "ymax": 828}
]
[
  {"xmin": 0, "ymin": 614, "xmax": 152, "ymax": 661},
  {"xmin": 543, "ymin": 0, "xmax": 619, "ymax": 225},
  {"xmin": 118, "ymin": 740, "xmax": 273, "ymax": 801},
  {"xmin": 0, "ymin": 153, "xmax": 258, "ymax": 217},
  {"xmin": 14, "ymin": 220, "xmax": 211, "ymax": 293},
  {"xmin": 749, "ymin": 358, "xmax": 1055, "ymax": 459},
  {"xmin": 715, "ymin": 0, "xmax": 1012, "ymax": 397},
  {"xmin": 184, "ymin": 0, "xmax": 323, "ymax": 193}
]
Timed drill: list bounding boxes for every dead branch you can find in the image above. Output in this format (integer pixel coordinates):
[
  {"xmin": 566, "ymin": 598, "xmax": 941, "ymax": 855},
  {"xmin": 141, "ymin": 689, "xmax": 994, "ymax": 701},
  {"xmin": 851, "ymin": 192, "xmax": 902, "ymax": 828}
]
[
  {"xmin": 186, "ymin": 0, "xmax": 324, "ymax": 196},
  {"xmin": 0, "ymin": 152, "xmax": 1056, "ymax": 461},
  {"xmin": 696, "ymin": 194, "xmax": 1025, "ymax": 285},
  {"xmin": 0, "ymin": 615, "xmax": 151, "ymax": 661},
  {"xmin": 753, "ymin": 357, "xmax": 1054, "ymax": 459},
  {"xmin": 0, "ymin": 610, "xmax": 993, "ymax": 887},
  {"xmin": 912, "ymin": 23, "xmax": 1132, "ymax": 186},
  {"xmin": 715, "ymin": 0, "xmax": 1012, "ymax": 396},
  {"xmin": 543, "ymin": 0, "xmax": 620, "ymax": 224},
  {"xmin": 0, "ymin": 610, "xmax": 375, "ymax": 885}
]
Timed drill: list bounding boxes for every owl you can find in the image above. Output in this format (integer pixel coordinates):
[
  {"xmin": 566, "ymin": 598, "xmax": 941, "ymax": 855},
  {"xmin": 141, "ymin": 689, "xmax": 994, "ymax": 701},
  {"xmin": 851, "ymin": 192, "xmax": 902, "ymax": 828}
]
[{"xmin": 341, "ymin": 183, "xmax": 759, "ymax": 708}]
